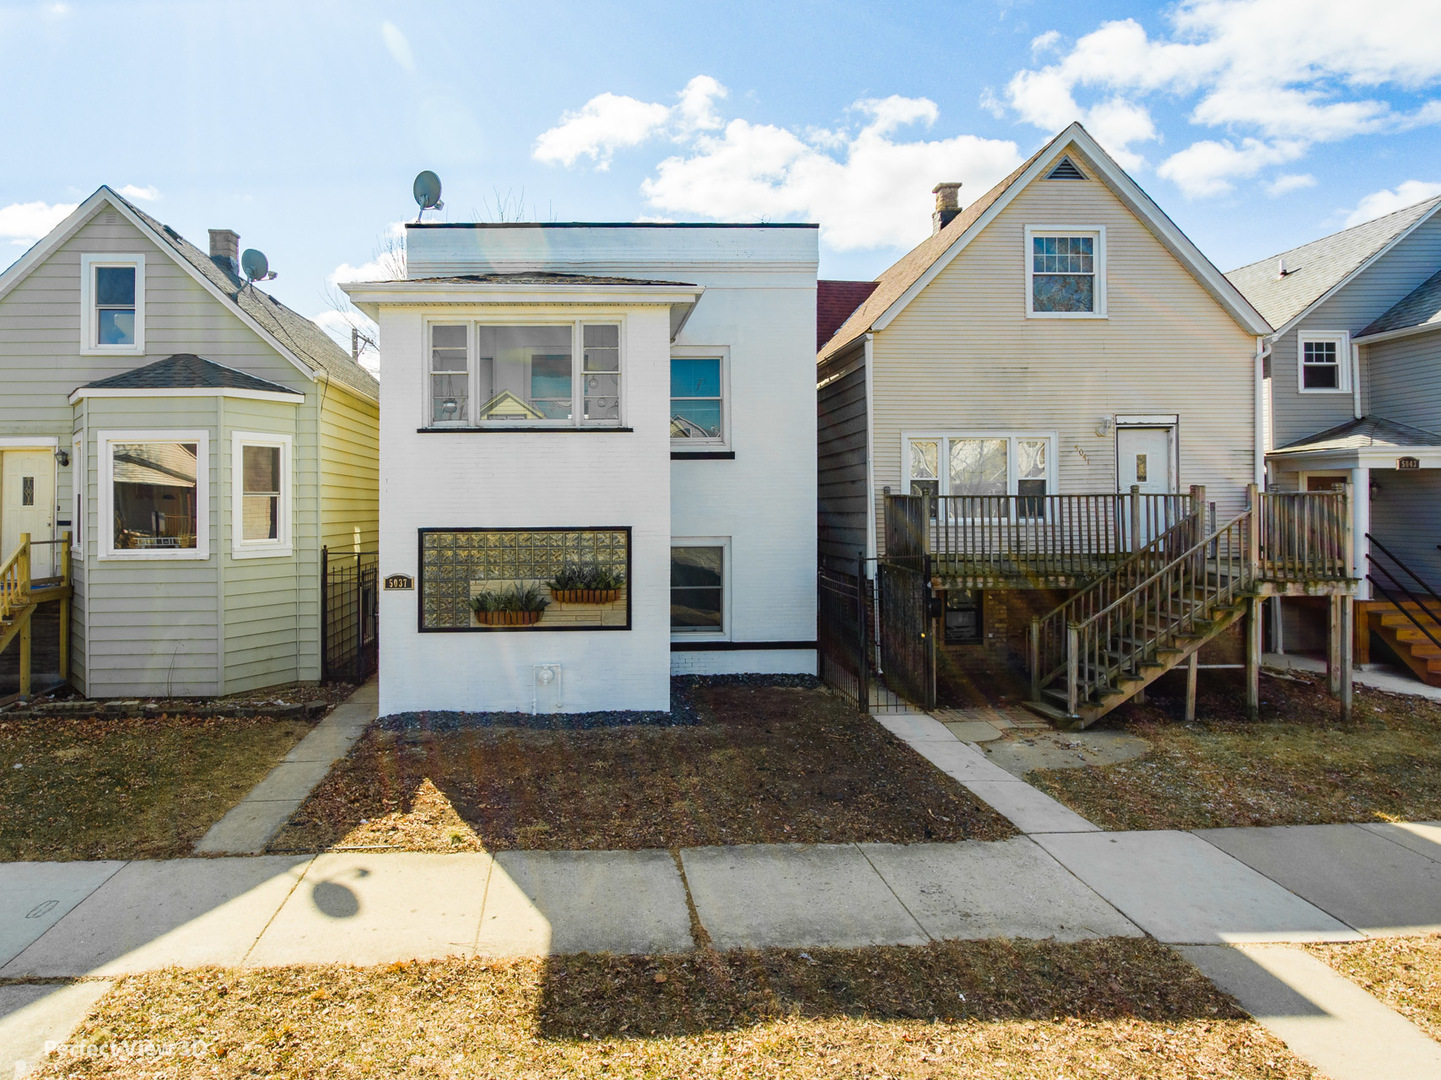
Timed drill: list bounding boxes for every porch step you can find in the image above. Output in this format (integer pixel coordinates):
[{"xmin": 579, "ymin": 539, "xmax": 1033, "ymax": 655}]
[{"xmin": 1367, "ymin": 604, "xmax": 1441, "ymax": 687}]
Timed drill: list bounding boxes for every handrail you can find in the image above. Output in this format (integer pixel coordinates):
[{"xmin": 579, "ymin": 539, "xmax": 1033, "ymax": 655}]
[
  {"xmin": 1367, "ymin": 533, "xmax": 1441, "ymax": 611},
  {"xmin": 0, "ymin": 534, "xmax": 31, "ymax": 624},
  {"xmin": 1365, "ymin": 533, "xmax": 1441, "ymax": 658},
  {"xmin": 1367, "ymin": 569, "xmax": 1441, "ymax": 656}
]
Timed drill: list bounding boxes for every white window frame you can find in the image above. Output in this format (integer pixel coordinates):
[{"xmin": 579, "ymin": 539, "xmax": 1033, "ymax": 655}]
[
  {"xmin": 901, "ymin": 431, "xmax": 1058, "ymax": 518},
  {"xmin": 670, "ymin": 536, "xmax": 731, "ymax": 641},
  {"xmin": 422, "ymin": 317, "xmax": 626, "ymax": 429},
  {"xmin": 1297, "ymin": 332, "xmax": 1351, "ymax": 393},
  {"xmin": 72, "ymin": 433, "xmax": 84, "ymax": 560},
  {"xmin": 231, "ymin": 431, "xmax": 293, "ymax": 559},
  {"xmin": 669, "ymin": 346, "xmax": 731, "ymax": 449},
  {"xmin": 1024, "ymin": 226, "xmax": 1106, "ymax": 319},
  {"xmin": 97, "ymin": 429, "xmax": 209, "ymax": 561},
  {"xmin": 80, "ymin": 254, "xmax": 146, "ymax": 355}
]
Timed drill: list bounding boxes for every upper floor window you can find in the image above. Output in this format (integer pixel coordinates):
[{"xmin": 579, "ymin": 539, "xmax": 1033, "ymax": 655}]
[
  {"xmin": 81, "ymin": 254, "xmax": 145, "ymax": 353},
  {"xmin": 427, "ymin": 321, "xmax": 622, "ymax": 427},
  {"xmin": 1299, "ymin": 333, "xmax": 1350, "ymax": 392},
  {"xmin": 671, "ymin": 356, "xmax": 725, "ymax": 443},
  {"xmin": 1026, "ymin": 227, "xmax": 1105, "ymax": 318}
]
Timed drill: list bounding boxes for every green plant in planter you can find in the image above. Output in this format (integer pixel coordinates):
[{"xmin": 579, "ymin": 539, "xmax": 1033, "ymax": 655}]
[
  {"xmin": 548, "ymin": 561, "xmax": 626, "ymax": 592},
  {"xmin": 469, "ymin": 582, "xmax": 552, "ymax": 614}
]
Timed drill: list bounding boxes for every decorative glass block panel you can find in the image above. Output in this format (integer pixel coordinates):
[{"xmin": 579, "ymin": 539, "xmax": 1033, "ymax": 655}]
[{"xmin": 418, "ymin": 527, "xmax": 631, "ymax": 632}]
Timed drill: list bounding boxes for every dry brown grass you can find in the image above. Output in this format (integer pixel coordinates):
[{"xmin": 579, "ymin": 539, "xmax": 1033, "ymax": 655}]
[
  {"xmin": 1026, "ymin": 670, "xmax": 1441, "ymax": 830},
  {"xmin": 1307, "ymin": 933, "xmax": 1441, "ymax": 1041},
  {"xmin": 31, "ymin": 939, "xmax": 1316, "ymax": 1079},
  {"xmin": 0, "ymin": 713, "xmax": 317, "ymax": 860},
  {"xmin": 269, "ymin": 684, "xmax": 1013, "ymax": 852}
]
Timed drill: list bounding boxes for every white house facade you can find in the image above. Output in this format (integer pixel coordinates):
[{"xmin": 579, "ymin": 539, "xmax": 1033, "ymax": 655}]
[{"xmin": 345, "ymin": 223, "xmax": 818, "ymax": 716}]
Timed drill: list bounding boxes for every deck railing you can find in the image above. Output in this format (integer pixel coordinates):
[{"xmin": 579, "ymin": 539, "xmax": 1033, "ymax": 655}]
[
  {"xmin": 1257, "ymin": 489, "xmax": 1350, "ymax": 581},
  {"xmin": 0, "ymin": 534, "xmax": 28, "ymax": 624}
]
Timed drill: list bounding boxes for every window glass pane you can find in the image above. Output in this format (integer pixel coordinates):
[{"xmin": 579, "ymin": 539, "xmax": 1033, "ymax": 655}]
[
  {"xmin": 1032, "ymin": 274, "xmax": 1094, "ymax": 312},
  {"xmin": 583, "ymin": 324, "xmax": 620, "ymax": 372},
  {"xmin": 949, "ymin": 439, "xmax": 1007, "ymax": 496},
  {"xmin": 431, "ymin": 325, "xmax": 468, "ymax": 371},
  {"xmin": 671, "ymin": 546, "xmax": 723, "ymax": 630},
  {"xmin": 909, "ymin": 440, "xmax": 938, "ymax": 481},
  {"xmin": 112, "ymin": 442, "xmax": 198, "ymax": 550},
  {"xmin": 1017, "ymin": 439, "xmax": 1047, "ymax": 479},
  {"xmin": 95, "ymin": 266, "xmax": 135, "ymax": 305},
  {"xmin": 584, "ymin": 372, "xmax": 621, "ymax": 421},
  {"xmin": 671, "ymin": 358, "xmax": 721, "ymax": 398},
  {"xmin": 97, "ymin": 309, "xmax": 135, "ymax": 346},
  {"xmin": 1302, "ymin": 364, "xmax": 1339, "ymax": 389},
  {"xmin": 475, "ymin": 325, "xmax": 572, "ymax": 421},
  {"xmin": 431, "ymin": 373, "xmax": 468, "ymax": 423},
  {"xmin": 242, "ymin": 445, "xmax": 280, "ymax": 494},
  {"xmin": 240, "ymin": 445, "xmax": 280, "ymax": 543},
  {"xmin": 242, "ymin": 495, "xmax": 279, "ymax": 541},
  {"xmin": 671, "ymin": 400, "xmax": 722, "ymax": 438}
]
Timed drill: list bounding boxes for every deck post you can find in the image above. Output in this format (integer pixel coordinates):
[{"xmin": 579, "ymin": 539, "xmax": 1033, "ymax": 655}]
[
  {"xmin": 58, "ymin": 531, "xmax": 71, "ymax": 682},
  {"xmin": 1189, "ymin": 485, "xmax": 1206, "ymax": 545},
  {"xmin": 1245, "ymin": 483, "xmax": 1261, "ymax": 579},
  {"xmin": 1129, "ymin": 485, "xmax": 1142, "ymax": 554},
  {"xmin": 1327, "ymin": 594, "xmax": 1344, "ymax": 698},
  {"xmin": 1066, "ymin": 622, "xmax": 1079, "ymax": 717},
  {"xmin": 1245, "ymin": 595, "xmax": 1260, "ymax": 721},
  {"xmin": 1346, "ymin": 474, "xmax": 1366, "ymax": 597},
  {"xmin": 1029, "ymin": 616, "xmax": 1040, "ymax": 702},
  {"xmin": 17, "ymin": 532, "xmax": 30, "ymax": 699},
  {"xmin": 1340, "ymin": 594, "xmax": 1353, "ymax": 721},
  {"xmin": 1184, "ymin": 651, "xmax": 1198, "ymax": 723}
]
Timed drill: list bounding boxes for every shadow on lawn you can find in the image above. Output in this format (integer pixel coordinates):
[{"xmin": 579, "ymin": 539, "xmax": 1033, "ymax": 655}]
[{"xmin": 531, "ymin": 938, "xmax": 1250, "ymax": 1040}]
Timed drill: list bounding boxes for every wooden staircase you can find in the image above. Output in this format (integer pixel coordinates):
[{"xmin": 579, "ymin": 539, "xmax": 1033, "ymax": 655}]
[
  {"xmin": 1364, "ymin": 535, "xmax": 1441, "ymax": 688},
  {"xmin": 0, "ymin": 532, "xmax": 71, "ymax": 700},
  {"xmin": 1027, "ymin": 508, "xmax": 1259, "ymax": 729}
]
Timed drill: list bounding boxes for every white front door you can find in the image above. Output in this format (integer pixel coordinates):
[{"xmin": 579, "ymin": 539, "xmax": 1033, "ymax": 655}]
[
  {"xmin": 1, "ymin": 450, "xmax": 55, "ymax": 578},
  {"xmin": 1117, "ymin": 427, "xmax": 1174, "ymax": 495}
]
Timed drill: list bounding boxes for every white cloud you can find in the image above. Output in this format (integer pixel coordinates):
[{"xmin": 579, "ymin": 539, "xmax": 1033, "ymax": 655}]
[
  {"xmin": 532, "ymin": 76, "xmax": 726, "ymax": 169},
  {"xmin": 1266, "ymin": 172, "xmax": 1317, "ymax": 196},
  {"xmin": 381, "ymin": 21, "xmax": 413, "ymax": 72},
  {"xmin": 0, "ymin": 200, "xmax": 77, "ymax": 245},
  {"xmin": 636, "ymin": 91, "xmax": 1023, "ymax": 251},
  {"xmin": 1345, "ymin": 180, "xmax": 1441, "ymax": 226},
  {"xmin": 1029, "ymin": 30, "xmax": 1061, "ymax": 56},
  {"xmin": 115, "ymin": 184, "xmax": 159, "ymax": 202},
  {"xmin": 1002, "ymin": 0, "xmax": 1441, "ymax": 194},
  {"xmin": 1157, "ymin": 138, "xmax": 1306, "ymax": 197}
]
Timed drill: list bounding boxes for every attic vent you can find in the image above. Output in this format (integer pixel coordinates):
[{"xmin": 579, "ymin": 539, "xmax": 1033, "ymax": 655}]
[
  {"xmin": 102, "ymin": 212, "xmax": 118, "ymax": 224},
  {"xmin": 1045, "ymin": 156, "xmax": 1085, "ymax": 181}
]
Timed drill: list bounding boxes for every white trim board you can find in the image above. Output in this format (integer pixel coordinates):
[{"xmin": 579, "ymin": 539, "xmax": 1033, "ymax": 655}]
[{"xmin": 69, "ymin": 386, "xmax": 303, "ymax": 405}]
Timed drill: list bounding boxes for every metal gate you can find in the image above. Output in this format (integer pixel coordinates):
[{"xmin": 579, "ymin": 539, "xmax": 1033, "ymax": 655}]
[
  {"xmin": 321, "ymin": 547, "xmax": 378, "ymax": 683},
  {"xmin": 878, "ymin": 555, "xmax": 936, "ymax": 709},
  {"xmin": 817, "ymin": 558, "xmax": 869, "ymax": 710}
]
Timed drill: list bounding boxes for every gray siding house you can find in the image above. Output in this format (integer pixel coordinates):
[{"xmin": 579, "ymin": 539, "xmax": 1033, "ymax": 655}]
[
  {"xmin": 1228, "ymin": 197, "xmax": 1441, "ymax": 681},
  {"xmin": 0, "ymin": 186, "xmax": 379, "ymax": 697}
]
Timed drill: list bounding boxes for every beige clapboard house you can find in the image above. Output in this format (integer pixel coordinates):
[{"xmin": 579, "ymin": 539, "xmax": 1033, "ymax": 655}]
[
  {"xmin": 0, "ymin": 186, "xmax": 378, "ymax": 698},
  {"xmin": 817, "ymin": 123, "xmax": 1352, "ymax": 724}
]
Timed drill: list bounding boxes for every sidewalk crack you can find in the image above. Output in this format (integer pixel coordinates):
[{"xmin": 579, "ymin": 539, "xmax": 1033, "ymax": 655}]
[{"xmin": 853, "ymin": 843, "xmax": 933, "ymax": 942}]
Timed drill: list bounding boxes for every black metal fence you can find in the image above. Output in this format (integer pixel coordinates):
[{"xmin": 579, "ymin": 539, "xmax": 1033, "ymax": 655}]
[
  {"xmin": 818, "ymin": 558, "xmax": 869, "ymax": 711},
  {"xmin": 878, "ymin": 553, "xmax": 936, "ymax": 710},
  {"xmin": 322, "ymin": 547, "xmax": 378, "ymax": 683}
]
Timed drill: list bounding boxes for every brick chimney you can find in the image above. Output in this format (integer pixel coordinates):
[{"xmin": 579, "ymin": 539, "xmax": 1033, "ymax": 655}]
[
  {"xmin": 932, "ymin": 182, "xmax": 963, "ymax": 234},
  {"xmin": 209, "ymin": 229, "xmax": 240, "ymax": 275}
]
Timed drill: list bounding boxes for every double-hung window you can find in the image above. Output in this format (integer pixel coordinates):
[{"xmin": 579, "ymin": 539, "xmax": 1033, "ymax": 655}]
[
  {"xmin": 99, "ymin": 430, "xmax": 208, "ymax": 560},
  {"xmin": 1026, "ymin": 227, "xmax": 1105, "ymax": 317},
  {"xmin": 670, "ymin": 356, "xmax": 725, "ymax": 444},
  {"xmin": 671, "ymin": 542, "xmax": 726, "ymax": 634},
  {"xmin": 81, "ymin": 254, "xmax": 145, "ymax": 353},
  {"xmin": 426, "ymin": 321, "xmax": 623, "ymax": 427},
  {"xmin": 232, "ymin": 432, "xmax": 292, "ymax": 558},
  {"xmin": 1299, "ymin": 334, "xmax": 1349, "ymax": 392},
  {"xmin": 905, "ymin": 434, "xmax": 1054, "ymax": 519}
]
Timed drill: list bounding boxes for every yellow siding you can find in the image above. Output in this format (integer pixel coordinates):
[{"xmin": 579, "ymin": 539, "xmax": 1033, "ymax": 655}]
[
  {"xmin": 872, "ymin": 169, "xmax": 1258, "ymax": 551},
  {"xmin": 319, "ymin": 383, "xmax": 379, "ymax": 552}
]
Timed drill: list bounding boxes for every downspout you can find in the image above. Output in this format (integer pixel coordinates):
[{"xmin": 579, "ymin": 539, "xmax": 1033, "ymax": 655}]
[
  {"xmin": 863, "ymin": 333, "xmax": 877, "ymax": 568},
  {"xmin": 1351, "ymin": 338, "xmax": 1362, "ymax": 420},
  {"xmin": 1253, "ymin": 336, "xmax": 1266, "ymax": 488}
]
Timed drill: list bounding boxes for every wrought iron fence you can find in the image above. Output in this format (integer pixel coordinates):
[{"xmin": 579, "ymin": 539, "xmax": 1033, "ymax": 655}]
[{"xmin": 322, "ymin": 547, "xmax": 378, "ymax": 683}]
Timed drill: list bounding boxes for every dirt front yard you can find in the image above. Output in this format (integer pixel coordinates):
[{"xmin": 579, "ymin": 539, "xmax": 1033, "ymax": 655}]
[
  {"xmin": 30, "ymin": 939, "xmax": 1316, "ymax": 1079},
  {"xmin": 1023, "ymin": 669, "xmax": 1441, "ymax": 831},
  {"xmin": 269, "ymin": 680, "xmax": 1013, "ymax": 852}
]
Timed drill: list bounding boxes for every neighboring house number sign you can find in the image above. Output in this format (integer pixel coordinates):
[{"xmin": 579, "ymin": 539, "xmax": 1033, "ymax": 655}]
[
  {"xmin": 384, "ymin": 574, "xmax": 415, "ymax": 590},
  {"xmin": 1398, "ymin": 457, "xmax": 1421, "ymax": 470}
]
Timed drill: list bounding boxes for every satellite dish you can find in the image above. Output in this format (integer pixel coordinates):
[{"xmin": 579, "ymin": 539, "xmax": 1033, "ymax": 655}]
[
  {"xmin": 241, "ymin": 248, "xmax": 276, "ymax": 283},
  {"xmin": 413, "ymin": 170, "xmax": 444, "ymax": 220}
]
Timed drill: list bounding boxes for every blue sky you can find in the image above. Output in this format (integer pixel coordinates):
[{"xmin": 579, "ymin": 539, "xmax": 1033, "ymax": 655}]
[{"xmin": 2, "ymin": 0, "xmax": 1439, "ymax": 360}]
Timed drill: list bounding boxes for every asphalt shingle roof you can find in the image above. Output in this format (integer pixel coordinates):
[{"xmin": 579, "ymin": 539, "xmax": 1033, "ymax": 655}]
[
  {"xmin": 816, "ymin": 280, "xmax": 879, "ymax": 352},
  {"xmin": 107, "ymin": 189, "xmax": 380, "ymax": 402},
  {"xmin": 1359, "ymin": 266, "xmax": 1441, "ymax": 338},
  {"xmin": 1271, "ymin": 415, "xmax": 1441, "ymax": 455},
  {"xmin": 82, "ymin": 353, "xmax": 303, "ymax": 395},
  {"xmin": 1226, "ymin": 197, "xmax": 1441, "ymax": 332}
]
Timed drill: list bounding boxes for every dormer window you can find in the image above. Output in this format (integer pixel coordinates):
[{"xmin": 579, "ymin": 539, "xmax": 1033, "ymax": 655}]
[
  {"xmin": 81, "ymin": 254, "xmax": 145, "ymax": 354},
  {"xmin": 1025, "ymin": 227, "xmax": 1106, "ymax": 318}
]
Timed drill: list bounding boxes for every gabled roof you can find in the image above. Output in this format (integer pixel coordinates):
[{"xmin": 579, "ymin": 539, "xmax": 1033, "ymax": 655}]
[
  {"xmin": 0, "ymin": 186, "xmax": 378, "ymax": 403},
  {"xmin": 1357, "ymin": 266, "xmax": 1441, "ymax": 340},
  {"xmin": 1271, "ymin": 415, "xmax": 1441, "ymax": 455},
  {"xmin": 80, "ymin": 353, "xmax": 303, "ymax": 395},
  {"xmin": 1226, "ymin": 196, "xmax": 1441, "ymax": 337},
  {"xmin": 816, "ymin": 280, "xmax": 878, "ymax": 351},
  {"xmin": 818, "ymin": 122, "xmax": 1269, "ymax": 363}
]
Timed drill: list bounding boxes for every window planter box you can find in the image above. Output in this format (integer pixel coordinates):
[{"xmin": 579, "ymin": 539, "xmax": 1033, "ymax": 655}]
[
  {"xmin": 550, "ymin": 587, "xmax": 621, "ymax": 605},
  {"xmin": 472, "ymin": 610, "xmax": 545, "ymax": 627}
]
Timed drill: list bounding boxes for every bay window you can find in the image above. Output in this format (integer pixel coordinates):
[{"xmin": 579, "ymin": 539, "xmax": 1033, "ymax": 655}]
[
  {"xmin": 426, "ymin": 321, "xmax": 623, "ymax": 427},
  {"xmin": 232, "ymin": 432, "xmax": 292, "ymax": 558},
  {"xmin": 99, "ymin": 430, "xmax": 208, "ymax": 559}
]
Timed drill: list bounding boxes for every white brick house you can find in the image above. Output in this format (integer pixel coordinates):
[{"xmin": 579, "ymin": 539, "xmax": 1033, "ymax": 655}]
[{"xmin": 344, "ymin": 223, "xmax": 818, "ymax": 715}]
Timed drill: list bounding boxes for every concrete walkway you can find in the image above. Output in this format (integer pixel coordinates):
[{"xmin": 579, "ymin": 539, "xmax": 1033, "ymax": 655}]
[
  {"xmin": 1266, "ymin": 651, "xmax": 1441, "ymax": 702},
  {"xmin": 194, "ymin": 678, "xmax": 377, "ymax": 855}
]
